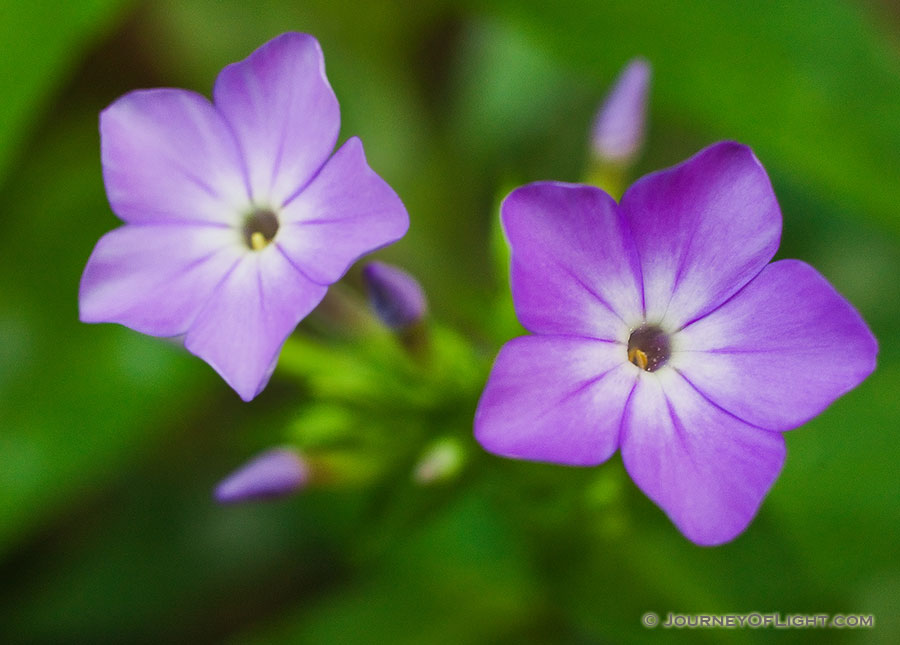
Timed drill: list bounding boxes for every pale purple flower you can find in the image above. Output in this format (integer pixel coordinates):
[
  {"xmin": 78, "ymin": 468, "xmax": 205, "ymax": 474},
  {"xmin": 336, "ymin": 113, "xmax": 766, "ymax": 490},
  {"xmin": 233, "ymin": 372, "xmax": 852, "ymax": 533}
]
[
  {"xmin": 591, "ymin": 58, "xmax": 651, "ymax": 164},
  {"xmin": 214, "ymin": 447, "xmax": 308, "ymax": 503},
  {"xmin": 79, "ymin": 33, "xmax": 409, "ymax": 400},
  {"xmin": 362, "ymin": 261, "xmax": 427, "ymax": 329},
  {"xmin": 475, "ymin": 141, "xmax": 877, "ymax": 545}
]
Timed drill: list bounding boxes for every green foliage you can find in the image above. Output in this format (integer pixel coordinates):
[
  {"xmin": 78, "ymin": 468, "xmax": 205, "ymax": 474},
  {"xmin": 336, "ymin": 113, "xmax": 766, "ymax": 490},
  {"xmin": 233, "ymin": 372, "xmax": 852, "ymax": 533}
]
[
  {"xmin": 474, "ymin": 0, "xmax": 900, "ymax": 234},
  {"xmin": 0, "ymin": 0, "xmax": 130, "ymax": 179}
]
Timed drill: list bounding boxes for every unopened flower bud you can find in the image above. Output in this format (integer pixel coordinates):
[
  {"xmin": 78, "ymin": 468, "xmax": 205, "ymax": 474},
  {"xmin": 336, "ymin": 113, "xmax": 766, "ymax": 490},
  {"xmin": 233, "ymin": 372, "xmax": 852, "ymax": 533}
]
[
  {"xmin": 362, "ymin": 261, "xmax": 427, "ymax": 330},
  {"xmin": 214, "ymin": 448, "xmax": 308, "ymax": 504},
  {"xmin": 413, "ymin": 437, "xmax": 466, "ymax": 485},
  {"xmin": 591, "ymin": 58, "xmax": 651, "ymax": 165}
]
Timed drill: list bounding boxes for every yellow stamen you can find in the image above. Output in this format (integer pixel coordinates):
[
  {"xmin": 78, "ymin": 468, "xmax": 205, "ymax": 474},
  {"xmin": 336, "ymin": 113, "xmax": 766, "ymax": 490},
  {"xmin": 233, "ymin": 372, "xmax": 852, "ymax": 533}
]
[
  {"xmin": 250, "ymin": 231, "xmax": 267, "ymax": 251},
  {"xmin": 628, "ymin": 347, "xmax": 648, "ymax": 370}
]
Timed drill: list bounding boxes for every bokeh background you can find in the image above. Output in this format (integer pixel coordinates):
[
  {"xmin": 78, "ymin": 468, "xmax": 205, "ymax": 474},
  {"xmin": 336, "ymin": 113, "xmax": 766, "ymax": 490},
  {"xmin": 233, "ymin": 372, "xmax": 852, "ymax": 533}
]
[{"xmin": 1, "ymin": 1, "xmax": 899, "ymax": 643}]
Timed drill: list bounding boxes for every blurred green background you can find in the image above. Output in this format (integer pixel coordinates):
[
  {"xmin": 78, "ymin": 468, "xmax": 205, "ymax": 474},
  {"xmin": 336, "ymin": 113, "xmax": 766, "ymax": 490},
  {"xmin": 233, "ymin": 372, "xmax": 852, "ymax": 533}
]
[{"xmin": 1, "ymin": 0, "xmax": 899, "ymax": 642}]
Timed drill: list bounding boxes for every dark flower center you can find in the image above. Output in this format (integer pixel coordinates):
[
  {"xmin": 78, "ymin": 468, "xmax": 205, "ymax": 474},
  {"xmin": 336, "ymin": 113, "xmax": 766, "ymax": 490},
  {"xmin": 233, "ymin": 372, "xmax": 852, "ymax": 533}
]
[
  {"xmin": 242, "ymin": 208, "xmax": 279, "ymax": 250},
  {"xmin": 627, "ymin": 324, "xmax": 670, "ymax": 372}
]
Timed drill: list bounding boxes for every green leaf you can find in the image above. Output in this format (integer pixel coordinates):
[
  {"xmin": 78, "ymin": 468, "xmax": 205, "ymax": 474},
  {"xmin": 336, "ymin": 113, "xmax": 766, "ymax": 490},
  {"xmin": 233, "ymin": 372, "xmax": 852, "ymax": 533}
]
[
  {"xmin": 0, "ymin": 0, "xmax": 131, "ymax": 182},
  {"xmin": 768, "ymin": 364, "xmax": 900, "ymax": 589},
  {"xmin": 244, "ymin": 491, "xmax": 540, "ymax": 644}
]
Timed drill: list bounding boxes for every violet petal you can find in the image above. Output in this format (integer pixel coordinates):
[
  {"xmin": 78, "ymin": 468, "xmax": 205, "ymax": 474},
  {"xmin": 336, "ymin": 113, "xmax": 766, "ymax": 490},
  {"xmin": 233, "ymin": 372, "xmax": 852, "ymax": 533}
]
[
  {"xmin": 673, "ymin": 259, "xmax": 877, "ymax": 430},
  {"xmin": 100, "ymin": 88, "xmax": 248, "ymax": 224},
  {"xmin": 502, "ymin": 182, "xmax": 643, "ymax": 341},
  {"xmin": 475, "ymin": 336, "xmax": 637, "ymax": 466},
  {"xmin": 620, "ymin": 369, "xmax": 786, "ymax": 545},
  {"xmin": 278, "ymin": 137, "xmax": 409, "ymax": 285},
  {"xmin": 620, "ymin": 141, "xmax": 781, "ymax": 329},
  {"xmin": 79, "ymin": 224, "xmax": 243, "ymax": 336},
  {"xmin": 213, "ymin": 32, "xmax": 340, "ymax": 206},
  {"xmin": 184, "ymin": 249, "xmax": 327, "ymax": 401}
]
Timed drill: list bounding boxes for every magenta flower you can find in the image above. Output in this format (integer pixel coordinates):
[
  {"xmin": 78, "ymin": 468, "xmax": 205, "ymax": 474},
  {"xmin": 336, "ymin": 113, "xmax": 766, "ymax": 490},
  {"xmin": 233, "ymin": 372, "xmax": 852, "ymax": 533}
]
[
  {"xmin": 475, "ymin": 141, "xmax": 877, "ymax": 545},
  {"xmin": 79, "ymin": 33, "xmax": 409, "ymax": 400}
]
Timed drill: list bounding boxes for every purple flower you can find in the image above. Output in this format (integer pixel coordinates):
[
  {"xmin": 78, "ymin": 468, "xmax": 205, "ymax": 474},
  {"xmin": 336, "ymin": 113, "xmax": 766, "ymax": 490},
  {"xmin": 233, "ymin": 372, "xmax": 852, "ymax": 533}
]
[
  {"xmin": 79, "ymin": 33, "xmax": 409, "ymax": 401},
  {"xmin": 362, "ymin": 261, "xmax": 427, "ymax": 329},
  {"xmin": 214, "ymin": 448, "xmax": 308, "ymax": 503},
  {"xmin": 591, "ymin": 58, "xmax": 651, "ymax": 164},
  {"xmin": 475, "ymin": 141, "xmax": 877, "ymax": 545}
]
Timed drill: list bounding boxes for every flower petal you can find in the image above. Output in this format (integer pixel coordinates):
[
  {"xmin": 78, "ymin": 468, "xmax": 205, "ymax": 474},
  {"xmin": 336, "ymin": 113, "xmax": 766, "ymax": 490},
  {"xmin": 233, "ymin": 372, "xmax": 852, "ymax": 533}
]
[
  {"xmin": 672, "ymin": 260, "xmax": 877, "ymax": 431},
  {"xmin": 184, "ymin": 248, "xmax": 328, "ymax": 401},
  {"xmin": 620, "ymin": 369, "xmax": 785, "ymax": 545},
  {"xmin": 213, "ymin": 32, "xmax": 340, "ymax": 206},
  {"xmin": 475, "ymin": 336, "xmax": 637, "ymax": 466},
  {"xmin": 620, "ymin": 141, "xmax": 781, "ymax": 329},
  {"xmin": 101, "ymin": 89, "xmax": 248, "ymax": 225},
  {"xmin": 79, "ymin": 224, "xmax": 243, "ymax": 336},
  {"xmin": 277, "ymin": 137, "xmax": 409, "ymax": 285},
  {"xmin": 502, "ymin": 182, "xmax": 644, "ymax": 341}
]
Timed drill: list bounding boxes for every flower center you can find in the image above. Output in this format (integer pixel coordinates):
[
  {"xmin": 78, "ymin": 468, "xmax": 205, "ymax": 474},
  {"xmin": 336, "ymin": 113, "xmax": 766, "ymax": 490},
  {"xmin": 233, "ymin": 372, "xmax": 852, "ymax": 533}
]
[
  {"xmin": 242, "ymin": 208, "xmax": 279, "ymax": 251},
  {"xmin": 627, "ymin": 324, "xmax": 670, "ymax": 372}
]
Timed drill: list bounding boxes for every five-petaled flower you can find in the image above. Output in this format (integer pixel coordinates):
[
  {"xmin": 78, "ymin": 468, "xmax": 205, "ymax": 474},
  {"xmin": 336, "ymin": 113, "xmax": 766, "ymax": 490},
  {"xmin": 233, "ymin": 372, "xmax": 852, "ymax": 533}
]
[
  {"xmin": 475, "ymin": 141, "xmax": 877, "ymax": 545},
  {"xmin": 80, "ymin": 32, "xmax": 409, "ymax": 401}
]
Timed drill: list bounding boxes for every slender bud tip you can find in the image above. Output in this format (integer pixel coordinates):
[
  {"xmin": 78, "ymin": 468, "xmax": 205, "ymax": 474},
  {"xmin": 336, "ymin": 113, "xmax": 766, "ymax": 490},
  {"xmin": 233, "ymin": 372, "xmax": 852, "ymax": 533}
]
[
  {"xmin": 362, "ymin": 261, "xmax": 427, "ymax": 330},
  {"xmin": 591, "ymin": 58, "xmax": 651, "ymax": 164},
  {"xmin": 214, "ymin": 448, "xmax": 308, "ymax": 504}
]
